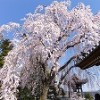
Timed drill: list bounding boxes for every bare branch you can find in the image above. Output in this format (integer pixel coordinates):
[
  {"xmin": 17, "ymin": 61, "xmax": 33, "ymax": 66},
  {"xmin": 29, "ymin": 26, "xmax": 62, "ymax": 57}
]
[
  {"xmin": 55, "ymin": 33, "xmax": 85, "ymax": 61},
  {"xmin": 58, "ymin": 55, "xmax": 80, "ymax": 72},
  {"xmin": 63, "ymin": 33, "xmax": 85, "ymax": 51}
]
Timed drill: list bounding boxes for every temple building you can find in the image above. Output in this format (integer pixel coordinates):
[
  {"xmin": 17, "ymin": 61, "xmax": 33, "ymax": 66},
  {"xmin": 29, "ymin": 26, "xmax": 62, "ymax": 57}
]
[{"xmin": 68, "ymin": 42, "xmax": 100, "ymax": 98}]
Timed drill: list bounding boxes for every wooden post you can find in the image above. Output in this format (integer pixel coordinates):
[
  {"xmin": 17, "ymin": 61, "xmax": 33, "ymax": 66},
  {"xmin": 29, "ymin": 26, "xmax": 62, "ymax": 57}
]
[{"xmin": 68, "ymin": 82, "xmax": 71, "ymax": 98}]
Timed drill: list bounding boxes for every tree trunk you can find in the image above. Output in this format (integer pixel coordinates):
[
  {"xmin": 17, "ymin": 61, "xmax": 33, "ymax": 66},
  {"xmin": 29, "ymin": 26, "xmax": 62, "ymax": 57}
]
[{"xmin": 40, "ymin": 85, "xmax": 49, "ymax": 100}]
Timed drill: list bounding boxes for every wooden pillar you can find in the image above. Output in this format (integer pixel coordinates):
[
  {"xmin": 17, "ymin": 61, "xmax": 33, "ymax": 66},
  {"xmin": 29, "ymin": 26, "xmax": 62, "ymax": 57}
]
[
  {"xmin": 76, "ymin": 84, "xmax": 83, "ymax": 97},
  {"xmin": 81, "ymin": 85, "xmax": 83, "ymax": 97},
  {"xmin": 68, "ymin": 82, "xmax": 71, "ymax": 98}
]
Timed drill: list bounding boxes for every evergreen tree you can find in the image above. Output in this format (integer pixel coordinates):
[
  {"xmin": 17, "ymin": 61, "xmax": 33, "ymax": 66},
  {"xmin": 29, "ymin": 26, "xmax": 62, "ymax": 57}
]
[{"xmin": 0, "ymin": 39, "xmax": 12, "ymax": 67}]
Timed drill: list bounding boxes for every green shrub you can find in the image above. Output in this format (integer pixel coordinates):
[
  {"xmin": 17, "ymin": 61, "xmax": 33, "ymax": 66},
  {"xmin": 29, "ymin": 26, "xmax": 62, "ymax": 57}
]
[{"xmin": 84, "ymin": 93, "xmax": 93, "ymax": 100}]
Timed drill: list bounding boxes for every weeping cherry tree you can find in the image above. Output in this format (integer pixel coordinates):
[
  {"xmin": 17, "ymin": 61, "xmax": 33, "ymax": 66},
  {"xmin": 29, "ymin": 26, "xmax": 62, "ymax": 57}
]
[{"xmin": 0, "ymin": 0, "xmax": 100, "ymax": 100}]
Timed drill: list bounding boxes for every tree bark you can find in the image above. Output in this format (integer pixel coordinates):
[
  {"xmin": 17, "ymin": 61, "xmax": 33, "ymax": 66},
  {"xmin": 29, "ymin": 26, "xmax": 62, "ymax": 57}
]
[{"xmin": 40, "ymin": 85, "xmax": 49, "ymax": 100}]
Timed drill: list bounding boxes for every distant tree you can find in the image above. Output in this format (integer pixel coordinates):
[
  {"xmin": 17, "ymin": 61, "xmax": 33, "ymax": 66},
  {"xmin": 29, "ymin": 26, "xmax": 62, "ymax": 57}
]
[{"xmin": 0, "ymin": 0, "xmax": 100, "ymax": 100}]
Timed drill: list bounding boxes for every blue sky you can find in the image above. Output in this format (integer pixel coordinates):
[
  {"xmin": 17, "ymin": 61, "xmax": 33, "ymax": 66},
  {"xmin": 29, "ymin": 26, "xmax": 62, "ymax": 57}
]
[
  {"xmin": 0, "ymin": 0, "xmax": 100, "ymax": 91},
  {"xmin": 0, "ymin": 0, "xmax": 100, "ymax": 25}
]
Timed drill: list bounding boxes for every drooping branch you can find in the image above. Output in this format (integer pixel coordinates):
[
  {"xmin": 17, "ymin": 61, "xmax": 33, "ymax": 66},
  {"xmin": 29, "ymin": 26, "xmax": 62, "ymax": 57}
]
[{"xmin": 58, "ymin": 66, "xmax": 75, "ymax": 86}]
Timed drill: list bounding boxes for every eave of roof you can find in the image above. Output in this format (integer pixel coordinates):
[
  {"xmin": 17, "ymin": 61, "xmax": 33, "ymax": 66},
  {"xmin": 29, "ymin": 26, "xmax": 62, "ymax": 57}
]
[{"xmin": 76, "ymin": 43, "xmax": 100, "ymax": 70}]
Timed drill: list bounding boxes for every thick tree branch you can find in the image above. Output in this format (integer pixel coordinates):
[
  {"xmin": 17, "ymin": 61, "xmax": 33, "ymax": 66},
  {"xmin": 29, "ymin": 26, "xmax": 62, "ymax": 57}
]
[
  {"xmin": 48, "ymin": 66, "xmax": 57, "ymax": 85},
  {"xmin": 63, "ymin": 33, "xmax": 85, "ymax": 51},
  {"xmin": 56, "ymin": 33, "xmax": 85, "ymax": 61},
  {"xmin": 58, "ymin": 55, "xmax": 79, "ymax": 72}
]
